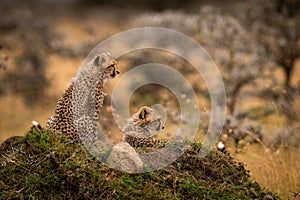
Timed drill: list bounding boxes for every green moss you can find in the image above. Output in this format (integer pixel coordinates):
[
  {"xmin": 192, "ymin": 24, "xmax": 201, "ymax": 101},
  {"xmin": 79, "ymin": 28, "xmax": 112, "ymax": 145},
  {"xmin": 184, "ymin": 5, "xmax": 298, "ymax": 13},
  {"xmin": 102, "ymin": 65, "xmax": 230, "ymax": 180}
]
[{"xmin": 0, "ymin": 128, "xmax": 279, "ymax": 199}]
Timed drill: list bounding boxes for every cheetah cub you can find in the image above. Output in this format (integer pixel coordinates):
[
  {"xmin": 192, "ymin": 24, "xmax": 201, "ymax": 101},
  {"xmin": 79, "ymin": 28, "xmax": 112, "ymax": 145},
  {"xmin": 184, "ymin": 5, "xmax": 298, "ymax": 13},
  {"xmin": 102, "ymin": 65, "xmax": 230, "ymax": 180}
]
[
  {"xmin": 46, "ymin": 52, "xmax": 120, "ymax": 144},
  {"xmin": 122, "ymin": 106, "xmax": 166, "ymax": 147}
]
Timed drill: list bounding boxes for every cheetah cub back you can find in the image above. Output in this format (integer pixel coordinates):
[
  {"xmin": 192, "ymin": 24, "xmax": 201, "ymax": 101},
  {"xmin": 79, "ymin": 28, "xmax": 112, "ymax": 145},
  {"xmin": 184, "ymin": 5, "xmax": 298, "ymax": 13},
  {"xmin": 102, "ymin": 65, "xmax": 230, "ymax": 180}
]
[{"xmin": 122, "ymin": 106, "xmax": 166, "ymax": 147}]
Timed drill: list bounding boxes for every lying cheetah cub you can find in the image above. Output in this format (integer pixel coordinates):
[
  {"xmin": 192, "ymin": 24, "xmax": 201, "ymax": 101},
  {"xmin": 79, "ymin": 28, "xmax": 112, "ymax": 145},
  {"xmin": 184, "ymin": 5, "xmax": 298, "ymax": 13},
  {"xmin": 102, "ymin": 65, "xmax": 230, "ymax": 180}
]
[{"xmin": 122, "ymin": 106, "xmax": 165, "ymax": 147}]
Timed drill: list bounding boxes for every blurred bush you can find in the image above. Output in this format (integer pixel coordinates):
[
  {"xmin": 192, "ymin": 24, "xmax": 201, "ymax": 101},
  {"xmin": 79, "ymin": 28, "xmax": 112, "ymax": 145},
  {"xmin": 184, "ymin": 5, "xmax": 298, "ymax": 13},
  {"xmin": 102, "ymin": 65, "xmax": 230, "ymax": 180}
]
[{"xmin": 0, "ymin": 2, "xmax": 61, "ymax": 105}]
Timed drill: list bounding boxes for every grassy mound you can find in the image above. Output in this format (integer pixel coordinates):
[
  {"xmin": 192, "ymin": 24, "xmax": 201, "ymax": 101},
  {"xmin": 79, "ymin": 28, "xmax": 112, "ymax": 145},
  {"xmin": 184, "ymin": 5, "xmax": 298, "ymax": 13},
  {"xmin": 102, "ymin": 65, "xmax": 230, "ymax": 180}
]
[{"xmin": 0, "ymin": 128, "xmax": 278, "ymax": 199}]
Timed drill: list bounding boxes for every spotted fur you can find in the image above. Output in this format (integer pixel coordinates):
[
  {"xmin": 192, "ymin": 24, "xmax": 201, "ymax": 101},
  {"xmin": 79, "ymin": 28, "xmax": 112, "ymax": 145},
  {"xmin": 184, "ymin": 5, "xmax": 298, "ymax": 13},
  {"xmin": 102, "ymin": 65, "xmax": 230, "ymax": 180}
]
[
  {"xmin": 122, "ymin": 106, "xmax": 165, "ymax": 147},
  {"xmin": 46, "ymin": 52, "xmax": 120, "ymax": 144}
]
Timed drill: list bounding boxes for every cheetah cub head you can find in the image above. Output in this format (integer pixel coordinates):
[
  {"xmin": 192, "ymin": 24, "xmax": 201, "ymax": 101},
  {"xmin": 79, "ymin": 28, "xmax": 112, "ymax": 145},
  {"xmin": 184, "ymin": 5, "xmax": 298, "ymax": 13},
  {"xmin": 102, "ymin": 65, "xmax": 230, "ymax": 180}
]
[
  {"xmin": 133, "ymin": 106, "xmax": 165, "ymax": 134},
  {"xmin": 92, "ymin": 52, "xmax": 120, "ymax": 81}
]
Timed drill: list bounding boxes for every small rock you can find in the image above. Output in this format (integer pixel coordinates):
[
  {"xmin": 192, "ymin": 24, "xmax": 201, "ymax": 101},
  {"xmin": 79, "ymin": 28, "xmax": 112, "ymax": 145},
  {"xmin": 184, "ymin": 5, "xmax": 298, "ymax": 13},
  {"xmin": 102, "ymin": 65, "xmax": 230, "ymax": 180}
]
[{"xmin": 107, "ymin": 142, "xmax": 143, "ymax": 173}]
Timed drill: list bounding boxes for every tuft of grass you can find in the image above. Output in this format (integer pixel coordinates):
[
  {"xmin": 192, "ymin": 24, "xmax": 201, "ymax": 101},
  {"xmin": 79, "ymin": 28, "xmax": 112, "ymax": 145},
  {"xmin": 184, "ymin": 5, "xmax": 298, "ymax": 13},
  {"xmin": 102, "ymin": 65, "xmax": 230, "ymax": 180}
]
[{"xmin": 0, "ymin": 128, "xmax": 278, "ymax": 199}]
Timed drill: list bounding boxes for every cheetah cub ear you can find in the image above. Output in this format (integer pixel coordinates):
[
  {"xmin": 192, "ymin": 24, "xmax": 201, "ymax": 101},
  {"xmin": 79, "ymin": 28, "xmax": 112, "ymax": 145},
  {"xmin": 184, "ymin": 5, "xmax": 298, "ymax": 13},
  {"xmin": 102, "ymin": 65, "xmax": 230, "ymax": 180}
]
[
  {"xmin": 93, "ymin": 52, "xmax": 111, "ymax": 68},
  {"xmin": 93, "ymin": 55, "xmax": 101, "ymax": 66},
  {"xmin": 138, "ymin": 106, "xmax": 151, "ymax": 121}
]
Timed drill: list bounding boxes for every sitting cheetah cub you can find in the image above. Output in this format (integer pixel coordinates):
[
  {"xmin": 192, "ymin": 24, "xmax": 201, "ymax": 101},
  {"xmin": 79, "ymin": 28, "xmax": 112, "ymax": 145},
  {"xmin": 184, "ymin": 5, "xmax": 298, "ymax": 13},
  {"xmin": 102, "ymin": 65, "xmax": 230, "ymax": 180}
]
[
  {"xmin": 122, "ymin": 106, "xmax": 166, "ymax": 147},
  {"xmin": 46, "ymin": 52, "xmax": 120, "ymax": 144}
]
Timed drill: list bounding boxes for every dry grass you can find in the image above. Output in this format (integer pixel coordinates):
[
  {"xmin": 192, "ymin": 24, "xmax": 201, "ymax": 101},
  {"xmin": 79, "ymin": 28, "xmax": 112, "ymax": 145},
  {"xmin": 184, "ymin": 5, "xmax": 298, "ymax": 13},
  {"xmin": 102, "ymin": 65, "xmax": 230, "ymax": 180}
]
[{"xmin": 235, "ymin": 144, "xmax": 300, "ymax": 199}]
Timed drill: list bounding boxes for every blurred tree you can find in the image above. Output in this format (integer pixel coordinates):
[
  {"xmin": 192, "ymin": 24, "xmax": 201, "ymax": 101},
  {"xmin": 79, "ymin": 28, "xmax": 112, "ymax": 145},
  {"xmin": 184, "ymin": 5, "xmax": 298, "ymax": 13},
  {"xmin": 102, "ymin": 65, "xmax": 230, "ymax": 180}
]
[
  {"xmin": 241, "ymin": 0, "xmax": 300, "ymax": 90},
  {"xmin": 274, "ymin": 0, "xmax": 299, "ymax": 18},
  {"xmin": 0, "ymin": 1, "xmax": 61, "ymax": 105},
  {"xmin": 199, "ymin": 7, "xmax": 268, "ymax": 114},
  {"xmin": 239, "ymin": 0, "xmax": 299, "ymax": 120},
  {"xmin": 76, "ymin": 0, "xmax": 197, "ymax": 11},
  {"xmin": 130, "ymin": 10, "xmax": 199, "ymax": 35}
]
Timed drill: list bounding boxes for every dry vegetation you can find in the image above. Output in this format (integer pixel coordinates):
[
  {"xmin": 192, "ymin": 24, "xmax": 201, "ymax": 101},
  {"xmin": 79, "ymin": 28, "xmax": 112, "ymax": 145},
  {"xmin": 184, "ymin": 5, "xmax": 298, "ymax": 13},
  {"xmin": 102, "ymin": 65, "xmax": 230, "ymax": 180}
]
[
  {"xmin": 0, "ymin": 0, "xmax": 299, "ymax": 199},
  {"xmin": 236, "ymin": 145, "xmax": 300, "ymax": 199}
]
